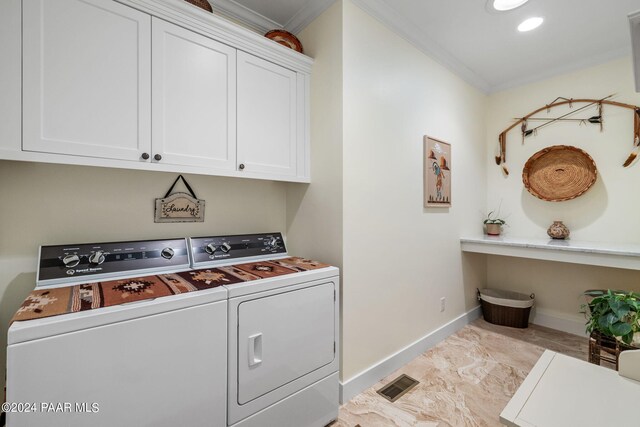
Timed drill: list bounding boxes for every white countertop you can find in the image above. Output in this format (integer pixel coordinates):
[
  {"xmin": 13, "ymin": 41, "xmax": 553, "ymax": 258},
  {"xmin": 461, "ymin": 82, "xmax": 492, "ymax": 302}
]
[
  {"xmin": 500, "ymin": 350, "xmax": 640, "ymax": 427},
  {"xmin": 460, "ymin": 236, "xmax": 640, "ymax": 270}
]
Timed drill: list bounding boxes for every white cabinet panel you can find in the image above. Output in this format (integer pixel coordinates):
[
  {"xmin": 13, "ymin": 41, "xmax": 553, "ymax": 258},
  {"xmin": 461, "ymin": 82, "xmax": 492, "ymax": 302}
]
[
  {"xmin": 152, "ymin": 18, "xmax": 236, "ymax": 169},
  {"xmin": 236, "ymin": 283, "xmax": 335, "ymax": 405},
  {"xmin": 13, "ymin": 0, "xmax": 312, "ymax": 182},
  {"xmin": 22, "ymin": 0, "xmax": 151, "ymax": 161},
  {"xmin": 6, "ymin": 300, "xmax": 227, "ymax": 427},
  {"xmin": 237, "ymin": 52, "xmax": 298, "ymax": 177}
]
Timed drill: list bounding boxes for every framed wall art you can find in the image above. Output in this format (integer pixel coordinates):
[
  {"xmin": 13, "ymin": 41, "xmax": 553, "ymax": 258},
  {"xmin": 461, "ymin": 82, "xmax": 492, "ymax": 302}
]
[{"xmin": 424, "ymin": 135, "xmax": 451, "ymax": 207}]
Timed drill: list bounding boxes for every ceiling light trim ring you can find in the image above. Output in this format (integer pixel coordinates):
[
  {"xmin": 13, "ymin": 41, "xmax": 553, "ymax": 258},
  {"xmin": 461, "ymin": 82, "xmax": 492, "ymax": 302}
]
[
  {"xmin": 493, "ymin": 0, "xmax": 529, "ymax": 11},
  {"xmin": 485, "ymin": 0, "xmax": 529, "ymax": 14}
]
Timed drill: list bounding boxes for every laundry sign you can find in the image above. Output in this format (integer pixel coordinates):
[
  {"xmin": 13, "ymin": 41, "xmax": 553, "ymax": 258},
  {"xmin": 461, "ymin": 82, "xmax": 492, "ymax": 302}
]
[{"xmin": 155, "ymin": 175, "xmax": 205, "ymax": 223}]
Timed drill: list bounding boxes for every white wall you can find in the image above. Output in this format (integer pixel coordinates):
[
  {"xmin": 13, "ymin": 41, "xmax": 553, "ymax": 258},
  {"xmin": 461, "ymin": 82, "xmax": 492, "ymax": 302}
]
[
  {"xmin": 485, "ymin": 57, "xmax": 640, "ymax": 330},
  {"xmin": 0, "ymin": 160, "xmax": 287, "ymax": 386},
  {"xmin": 286, "ymin": 1, "xmax": 343, "ymax": 270},
  {"xmin": 285, "ymin": 0, "xmax": 345, "ymax": 376},
  {"xmin": 340, "ymin": 1, "xmax": 487, "ymax": 381}
]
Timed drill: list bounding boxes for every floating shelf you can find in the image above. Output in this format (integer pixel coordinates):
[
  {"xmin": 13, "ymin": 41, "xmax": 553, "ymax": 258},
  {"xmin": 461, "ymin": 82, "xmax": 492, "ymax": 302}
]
[{"xmin": 460, "ymin": 236, "xmax": 640, "ymax": 271}]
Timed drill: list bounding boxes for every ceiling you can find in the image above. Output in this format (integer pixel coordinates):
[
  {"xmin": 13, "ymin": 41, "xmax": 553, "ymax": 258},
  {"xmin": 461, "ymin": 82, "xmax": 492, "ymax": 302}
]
[
  {"xmin": 209, "ymin": 0, "xmax": 640, "ymax": 93},
  {"xmin": 208, "ymin": 0, "xmax": 336, "ymax": 34}
]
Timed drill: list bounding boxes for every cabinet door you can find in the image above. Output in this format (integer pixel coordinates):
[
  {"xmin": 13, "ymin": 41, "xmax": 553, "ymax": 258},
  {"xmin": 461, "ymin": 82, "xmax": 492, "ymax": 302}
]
[
  {"xmin": 22, "ymin": 0, "xmax": 151, "ymax": 161},
  {"xmin": 152, "ymin": 19, "xmax": 236, "ymax": 169},
  {"xmin": 237, "ymin": 52, "xmax": 298, "ymax": 177}
]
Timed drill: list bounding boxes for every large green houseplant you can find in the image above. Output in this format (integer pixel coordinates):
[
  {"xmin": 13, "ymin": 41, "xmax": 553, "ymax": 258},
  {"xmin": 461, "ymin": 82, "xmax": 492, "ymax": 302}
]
[{"xmin": 582, "ymin": 289, "xmax": 640, "ymax": 345}]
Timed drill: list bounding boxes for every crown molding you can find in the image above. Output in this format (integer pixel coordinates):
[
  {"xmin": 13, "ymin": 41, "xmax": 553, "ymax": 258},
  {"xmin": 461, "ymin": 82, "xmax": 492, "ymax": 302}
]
[
  {"xmin": 207, "ymin": 0, "xmax": 280, "ymax": 34},
  {"xmin": 490, "ymin": 46, "xmax": 631, "ymax": 93},
  {"xmin": 284, "ymin": 0, "xmax": 337, "ymax": 34},
  {"xmin": 118, "ymin": 0, "xmax": 313, "ymax": 73},
  {"xmin": 349, "ymin": 0, "xmax": 632, "ymax": 94},
  {"xmin": 349, "ymin": 0, "xmax": 491, "ymax": 94},
  {"xmin": 207, "ymin": 0, "xmax": 336, "ymax": 35}
]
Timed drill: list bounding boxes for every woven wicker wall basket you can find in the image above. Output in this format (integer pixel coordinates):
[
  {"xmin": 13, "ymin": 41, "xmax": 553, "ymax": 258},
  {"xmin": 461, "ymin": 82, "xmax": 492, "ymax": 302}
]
[{"xmin": 522, "ymin": 145, "xmax": 597, "ymax": 202}]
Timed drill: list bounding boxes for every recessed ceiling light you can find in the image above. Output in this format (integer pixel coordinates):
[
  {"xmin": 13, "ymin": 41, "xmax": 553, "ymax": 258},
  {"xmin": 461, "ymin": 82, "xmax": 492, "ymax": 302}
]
[
  {"xmin": 493, "ymin": 0, "xmax": 529, "ymax": 11},
  {"xmin": 518, "ymin": 17, "xmax": 544, "ymax": 32}
]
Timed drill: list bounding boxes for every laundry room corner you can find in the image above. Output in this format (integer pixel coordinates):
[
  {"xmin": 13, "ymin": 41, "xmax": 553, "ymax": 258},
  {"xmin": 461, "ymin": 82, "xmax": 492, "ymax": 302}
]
[{"xmin": 286, "ymin": 0, "xmax": 489, "ymax": 400}]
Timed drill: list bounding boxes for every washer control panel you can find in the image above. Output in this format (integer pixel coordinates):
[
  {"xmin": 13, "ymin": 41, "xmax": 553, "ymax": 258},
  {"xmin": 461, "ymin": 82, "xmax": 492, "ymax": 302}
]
[
  {"xmin": 190, "ymin": 233, "xmax": 286, "ymax": 267},
  {"xmin": 37, "ymin": 238, "xmax": 190, "ymax": 286}
]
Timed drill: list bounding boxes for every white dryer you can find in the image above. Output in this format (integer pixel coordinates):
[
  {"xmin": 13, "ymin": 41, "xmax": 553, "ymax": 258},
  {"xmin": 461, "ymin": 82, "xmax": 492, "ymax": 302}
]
[{"xmin": 189, "ymin": 233, "xmax": 340, "ymax": 427}]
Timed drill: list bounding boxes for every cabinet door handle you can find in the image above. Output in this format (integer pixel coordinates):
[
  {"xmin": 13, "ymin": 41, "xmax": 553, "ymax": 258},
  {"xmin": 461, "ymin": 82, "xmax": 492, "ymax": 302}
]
[
  {"xmin": 154, "ymin": 154, "xmax": 162, "ymax": 161},
  {"xmin": 141, "ymin": 152, "xmax": 150, "ymax": 160},
  {"xmin": 238, "ymin": 163, "xmax": 245, "ymax": 170},
  {"xmin": 248, "ymin": 333, "xmax": 262, "ymax": 367}
]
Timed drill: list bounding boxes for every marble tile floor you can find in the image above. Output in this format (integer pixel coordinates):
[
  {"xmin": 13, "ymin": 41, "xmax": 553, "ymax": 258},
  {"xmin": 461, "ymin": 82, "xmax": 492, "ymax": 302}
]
[{"xmin": 333, "ymin": 318, "xmax": 591, "ymax": 427}]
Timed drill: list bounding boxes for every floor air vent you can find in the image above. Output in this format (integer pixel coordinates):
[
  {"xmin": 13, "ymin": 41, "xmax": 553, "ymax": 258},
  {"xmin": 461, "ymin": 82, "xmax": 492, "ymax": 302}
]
[{"xmin": 376, "ymin": 374, "xmax": 419, "ymax": 402}]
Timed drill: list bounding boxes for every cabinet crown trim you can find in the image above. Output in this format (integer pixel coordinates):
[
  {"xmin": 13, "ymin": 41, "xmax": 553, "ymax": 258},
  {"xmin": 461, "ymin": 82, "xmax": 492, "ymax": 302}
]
[{"xmin": 116, "ymin": 0, "xmax": 313, "ymax": 74}]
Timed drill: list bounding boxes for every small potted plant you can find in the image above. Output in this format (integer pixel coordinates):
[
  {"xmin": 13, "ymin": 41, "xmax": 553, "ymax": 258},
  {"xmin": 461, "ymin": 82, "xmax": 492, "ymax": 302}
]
[
  {"xmin": 484, "ymin": 211, "xmax": 506, "ymax": 236},
  {"xmin": 582, "ymin": 289, "xmax": 640, "ymax": 346}
]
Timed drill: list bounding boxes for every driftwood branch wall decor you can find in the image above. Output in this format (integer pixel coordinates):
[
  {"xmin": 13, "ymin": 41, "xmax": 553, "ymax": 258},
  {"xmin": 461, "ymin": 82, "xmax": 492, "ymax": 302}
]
[{"xmin": 496, "ymin": 95, "xmax": 640, "ymax": 175}]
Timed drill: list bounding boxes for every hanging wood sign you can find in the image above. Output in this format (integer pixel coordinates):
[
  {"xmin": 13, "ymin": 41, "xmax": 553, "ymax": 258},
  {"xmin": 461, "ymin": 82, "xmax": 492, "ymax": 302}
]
[{"xmin": 155, "ymin": 175, "xmax": 205, "ymax": 223}]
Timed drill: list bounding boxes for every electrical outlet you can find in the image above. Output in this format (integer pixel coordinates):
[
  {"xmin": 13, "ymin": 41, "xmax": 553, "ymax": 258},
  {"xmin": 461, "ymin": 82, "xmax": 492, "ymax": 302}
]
[{"xmin": 440, "ymin": 297, "xmax": 446, "ymax": 312}]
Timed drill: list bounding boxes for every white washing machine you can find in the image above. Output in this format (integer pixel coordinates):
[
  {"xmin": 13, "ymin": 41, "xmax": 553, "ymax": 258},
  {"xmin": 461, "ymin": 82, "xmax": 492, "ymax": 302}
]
[
  {"xmin": 189, "ymin": 233, "xmax": 340, "ymax": 427},
  {"xmin": 6, "ymin": 238, "xmax": 228, "ymax": 427},
  {"xmin": 7, "ymin": 233, "xmax": 339, "ymax": 427}
]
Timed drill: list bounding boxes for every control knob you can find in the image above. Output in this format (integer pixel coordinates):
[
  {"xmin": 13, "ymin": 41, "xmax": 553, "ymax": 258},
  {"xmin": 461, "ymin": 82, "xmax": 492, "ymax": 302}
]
[
  {"xmin": 62, "ymin": 254, "xmax": 80, "ymax": 268},
  {"xmin": 267, "ymin": 237, "xmax": 280, "ymax": 249},
  {"xmin": 220, "ymin": 242, "xmax": 232, "ymax": 253},
  {"xmin": 88, "ymin": 251, "xmax": 106, "ymax": 265},
  {"xmin": 205, "ymin": 243, "xmax": 217, "ymax": 255},
  {"xmin": 161, "ymin": 247, "xmax": 175, "ymax": 259}
]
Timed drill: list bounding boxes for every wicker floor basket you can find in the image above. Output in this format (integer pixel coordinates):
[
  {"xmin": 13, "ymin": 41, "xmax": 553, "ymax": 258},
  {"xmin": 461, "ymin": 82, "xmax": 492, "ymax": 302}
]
[
  {"xmin": 588, "ymin": 331, "xmax": 639, "ymax": 370},
  {"xmin": 478, "ymin": 288, "xmax": 534, "ymax": 329}
]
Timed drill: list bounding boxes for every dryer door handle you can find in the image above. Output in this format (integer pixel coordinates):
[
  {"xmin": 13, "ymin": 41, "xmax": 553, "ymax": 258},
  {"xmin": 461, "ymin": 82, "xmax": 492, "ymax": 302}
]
[{"xmin": 248, "ymin": 333, "xmax": 263, "ymax": 367}]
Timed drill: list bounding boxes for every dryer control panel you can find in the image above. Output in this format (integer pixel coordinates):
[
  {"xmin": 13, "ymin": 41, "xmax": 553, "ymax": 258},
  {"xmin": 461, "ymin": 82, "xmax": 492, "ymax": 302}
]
[
  {"xmin": 37, "ymin": 238, "xmax": 190, "ymax": 287},
  {"xmin": 189, "ymin": 233, "xmax": 286, "ymax": 267}
]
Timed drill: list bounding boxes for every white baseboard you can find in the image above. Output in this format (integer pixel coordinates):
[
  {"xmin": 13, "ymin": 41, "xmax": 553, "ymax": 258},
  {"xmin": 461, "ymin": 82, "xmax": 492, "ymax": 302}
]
[
  {"xmin": 339, "ymin": 305, "xmax": 482, "ymax": 404},
  {"xmin": 530, "ymin": 308, "xmax": 588, "ymax": 337}
]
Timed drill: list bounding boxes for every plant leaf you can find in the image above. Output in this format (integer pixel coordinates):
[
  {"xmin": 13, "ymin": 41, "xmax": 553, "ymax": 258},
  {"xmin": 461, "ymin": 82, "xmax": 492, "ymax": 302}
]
[
  {"xmin": 628, "ymin": 300, "xmax": 640, "ymax": 312},
  {"xmin": 608, "ymin": 300, "xmax": 631, "ymax": 319},
  {"xmin": 589, "ymin": 296, "xmax": 605, "ymax": 305},
  {"xmin": 583, "ymin": 290, "xmax": 605, "ymax": 297},
  {"xmin": 611, "ymin": 322, "xmax": 633, "ymax": 338},
  {"xmin": 598, "ymin": 313, "xmax": 618, "ymax": 333}
]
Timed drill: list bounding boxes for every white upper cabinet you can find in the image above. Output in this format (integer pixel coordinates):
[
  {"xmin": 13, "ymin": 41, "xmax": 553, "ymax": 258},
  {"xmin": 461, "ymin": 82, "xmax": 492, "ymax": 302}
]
[
  {"xmin": 22, "ymin": 0, "xmax": 151, "ymax": 161},
  {"xmin": 237, "ymin": 52, "xmax": 298, "ymax": 178},
  {"xmin": 152, "ymin": 18, "xmax": 236, "ymax": 170},
  {"xmin": 7, "ymin": 0, "xmax": 312, "ymax": 182}
]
